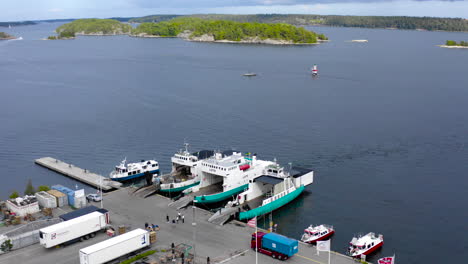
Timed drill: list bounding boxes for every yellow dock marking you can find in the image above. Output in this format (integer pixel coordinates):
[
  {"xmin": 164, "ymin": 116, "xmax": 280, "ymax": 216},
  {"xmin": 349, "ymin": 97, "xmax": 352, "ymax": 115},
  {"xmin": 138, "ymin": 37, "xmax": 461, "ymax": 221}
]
[{"xmin": 296, "ymin": 254, "xmax": 326, "ymax": 264}]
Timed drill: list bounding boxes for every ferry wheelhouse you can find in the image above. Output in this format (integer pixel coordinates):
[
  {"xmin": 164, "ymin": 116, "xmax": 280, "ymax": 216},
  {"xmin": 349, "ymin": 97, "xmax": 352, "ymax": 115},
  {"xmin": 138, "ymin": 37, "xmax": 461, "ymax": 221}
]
[
  {"xmin": 110, "ymin": 159, "xmax": 159, "ymax": 182},
  {"xmin": 301, "ymin": 224, "xmax": 335, "ymax": 243},
  {"xmin": 157, "ymin": 144, "xmax": 213, "ymax": 193},
  {"xmin": 347, "ymin": 232, "xmax": 384, "ymax": 258}
]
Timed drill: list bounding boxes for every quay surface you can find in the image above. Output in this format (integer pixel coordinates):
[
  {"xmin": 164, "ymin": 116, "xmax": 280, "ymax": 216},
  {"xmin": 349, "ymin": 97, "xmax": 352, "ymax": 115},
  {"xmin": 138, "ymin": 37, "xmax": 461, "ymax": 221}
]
[
  {"xmin": 0, "ymin": 187, "xmax": 360, "ymax": 264},
  {"xmin": 34, "ymin": 157, "xmax": 122, "ymax": 191}
]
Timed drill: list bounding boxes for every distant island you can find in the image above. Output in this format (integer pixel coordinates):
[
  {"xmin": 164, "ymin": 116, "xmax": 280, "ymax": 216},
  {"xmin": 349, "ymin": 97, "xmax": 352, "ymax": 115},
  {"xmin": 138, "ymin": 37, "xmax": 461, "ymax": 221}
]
[
  {"xmin": 439, "ymin": 40, "xmax": 468, "ymax": 49},
  {"xmin": 0, "ymin": 32, "xmax": 16, "ymax": 40},
  {"xmin": 54, "ymin": 18, "xmax": 327, "ymax": 44},
  {"xmin": 56, "ymin": 18, "xmax": 132, "ymax": 36},
  {"xmin": 0, "ymin": 21, "xmax": 36, "ymax": 27},
  {"xmin": 132, "ymin": 17, "xmax": 327, "ymax": 44},
  {"xmin": 129, "ymin": 14, "xmax": 468, "ymax": 32}
]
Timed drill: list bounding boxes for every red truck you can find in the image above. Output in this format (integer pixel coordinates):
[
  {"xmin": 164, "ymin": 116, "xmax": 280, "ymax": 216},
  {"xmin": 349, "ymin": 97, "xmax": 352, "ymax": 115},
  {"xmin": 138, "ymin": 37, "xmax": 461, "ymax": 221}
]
[{"xmin": 251, "ymin": 232, "xmax": 299, "ymax": 260}]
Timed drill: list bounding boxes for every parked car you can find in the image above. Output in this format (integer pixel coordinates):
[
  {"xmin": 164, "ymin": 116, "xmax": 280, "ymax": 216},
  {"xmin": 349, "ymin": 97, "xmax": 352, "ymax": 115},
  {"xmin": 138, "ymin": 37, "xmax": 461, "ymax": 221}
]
[{"xmin": 86, "ymin": 194, "xmax": 102, "ymax": 202}]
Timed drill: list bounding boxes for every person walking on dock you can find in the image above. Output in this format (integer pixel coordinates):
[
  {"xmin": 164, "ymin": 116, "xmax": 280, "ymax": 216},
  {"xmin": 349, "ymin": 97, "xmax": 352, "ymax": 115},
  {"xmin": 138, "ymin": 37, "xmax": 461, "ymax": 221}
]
[
  {"xmin": 176, "ymin": 215, "xmax": 179, "ymax": 223},
  {"xmin": 166, "ymin": 214, "xmax": 170, "ymax": 223},
  {"xmin": 182, "ymin": 214, "xmax": 185, "ymax": 223}
]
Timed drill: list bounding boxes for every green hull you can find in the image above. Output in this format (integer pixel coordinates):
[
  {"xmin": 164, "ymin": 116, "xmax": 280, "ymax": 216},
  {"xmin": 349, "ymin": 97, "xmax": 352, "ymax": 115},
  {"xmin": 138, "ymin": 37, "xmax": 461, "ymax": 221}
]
[
  {"xmin": 194, "ymin": 184, "xmax": 249, "ymax": 204},
  {"xmin": 159, "ymin": 181, "xmax": 200, "ymax": 193},
  {"xmin": 238, "ymin": 185, "xmax": 305, "ymax": 220}
]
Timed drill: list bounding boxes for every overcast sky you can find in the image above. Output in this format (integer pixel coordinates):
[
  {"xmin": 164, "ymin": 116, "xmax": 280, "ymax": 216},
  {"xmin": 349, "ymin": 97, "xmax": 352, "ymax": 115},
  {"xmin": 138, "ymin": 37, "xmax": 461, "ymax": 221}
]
[{"xmin": 2, "ymin": 0, "xmax": 468, "ymax": 21}]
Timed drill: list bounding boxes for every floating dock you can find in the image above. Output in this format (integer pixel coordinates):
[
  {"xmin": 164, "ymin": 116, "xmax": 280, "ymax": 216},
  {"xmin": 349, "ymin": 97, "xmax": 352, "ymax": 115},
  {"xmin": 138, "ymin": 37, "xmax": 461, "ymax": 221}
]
[{"xmin": 34, "ymin": 157, "xmax": 122, "ymax": 191}]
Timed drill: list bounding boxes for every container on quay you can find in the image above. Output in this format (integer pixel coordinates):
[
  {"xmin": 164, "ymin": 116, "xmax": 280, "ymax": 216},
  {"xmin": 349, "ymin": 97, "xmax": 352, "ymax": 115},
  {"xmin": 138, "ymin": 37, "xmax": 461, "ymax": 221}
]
[
  {"xmin": 79, "ymin": 228, "xmax": 150, "ymax": 264},
  {"xmin": 251, "ymin": 232, "xmax": 298, "ymax": 260},
  {"xmin": 47, "ymin": 190, "xmax": 68, "ymax": 207},
  {"xmin": 74, "ymin": 189, "xmax": 87, "ymax": 208},
  {"xmin": 52, "ymin": 185, "xmax": 75, "ymax": 207},
  {"xmin": 39, "ymin": 211, "xmax": 109, "ymax": 248},
  {"xmin": 35, "ymin": 191, "xmax": 57, "ymax": 208}
]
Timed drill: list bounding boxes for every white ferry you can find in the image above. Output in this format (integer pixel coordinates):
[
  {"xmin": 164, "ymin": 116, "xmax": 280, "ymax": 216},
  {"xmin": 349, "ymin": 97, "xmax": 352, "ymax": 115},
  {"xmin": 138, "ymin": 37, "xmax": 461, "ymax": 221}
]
[
  {"xmin": 157, "ymin": 144, "xmax": 214, "ymax": 193},
  {"xmin": 347, "ymin": 232, "xmax": 384, "ymax": 258},
  {"xmin": 301, "ymin": 224, "xmax": 335, "ymax": 243},
  {"xmin": 110, "ymin": 158, "xmax": 159, "ymax": 182},
  {"xmin": 228, "ymin": 160, "xmax": 314, "ymax": 220},
  {"xmin": 192, "ymin": 152, "xmax": 269, "ymax": 204}
]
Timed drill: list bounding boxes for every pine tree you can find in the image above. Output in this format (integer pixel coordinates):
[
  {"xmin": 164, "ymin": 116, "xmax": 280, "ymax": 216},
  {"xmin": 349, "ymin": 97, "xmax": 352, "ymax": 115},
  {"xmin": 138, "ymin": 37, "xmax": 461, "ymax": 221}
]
[{"xmin": 24, "ymin": 179, "xmax": 35, "ymax": 195}]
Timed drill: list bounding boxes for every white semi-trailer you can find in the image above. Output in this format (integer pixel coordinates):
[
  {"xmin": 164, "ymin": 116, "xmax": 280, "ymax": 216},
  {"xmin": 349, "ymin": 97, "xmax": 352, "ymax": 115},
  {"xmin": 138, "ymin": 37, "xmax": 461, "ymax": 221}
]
[
  {"xmin": 79, "ymin": 228, "xmax": 150, "ymax": 264},
  {"xmin": 39, "ymin": 211, "xmax": 109, "ymax": 248}
]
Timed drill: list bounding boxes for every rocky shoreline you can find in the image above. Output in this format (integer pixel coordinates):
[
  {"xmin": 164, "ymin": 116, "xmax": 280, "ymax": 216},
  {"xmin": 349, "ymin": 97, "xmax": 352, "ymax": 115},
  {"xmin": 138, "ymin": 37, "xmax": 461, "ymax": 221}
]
[
  {"xmin": 0, "ymin": 32, "xmax": 16, "ymax": 40},
  {"xmin": 438, "ymin": 45, "xmax": 468, "ymax": 49},
  {"xmin": 50, "ymin": 30, "xmax": 325, "ymax": 45},
  {"xmin": 131, "ymin": 31, "xmax": 322, "ymax": 45}
]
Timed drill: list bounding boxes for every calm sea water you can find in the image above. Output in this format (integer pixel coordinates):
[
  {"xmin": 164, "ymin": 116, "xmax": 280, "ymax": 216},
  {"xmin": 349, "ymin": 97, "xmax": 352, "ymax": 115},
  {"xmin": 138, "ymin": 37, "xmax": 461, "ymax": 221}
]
[{"xmin": 1, "ymin": 22, "xmax": 467, "ymax": 263}]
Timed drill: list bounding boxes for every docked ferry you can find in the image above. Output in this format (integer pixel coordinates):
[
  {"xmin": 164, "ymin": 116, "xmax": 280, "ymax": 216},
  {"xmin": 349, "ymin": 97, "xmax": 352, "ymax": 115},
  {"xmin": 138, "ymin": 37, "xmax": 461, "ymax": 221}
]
[
  {"xmin": 156, "ymin": 144, "xmax": 214, "ymax": 193},
  {"xmin": 110, "ymin": 158, "xmax": 159, "ymax": 182},
  {"xmin": 301, "ymin": 224, "xmax": 335, "ymax": 243},
  {"xmin": 347, "ymin": 232, "xmax": 384, "ymax": 258},
  {"xmin": 236, "ymin": 162, "xmax": 313, "ymax": 220},
  {"xmin": 192, "ymin": 151, "xmax": 267, "ymax": 204}
]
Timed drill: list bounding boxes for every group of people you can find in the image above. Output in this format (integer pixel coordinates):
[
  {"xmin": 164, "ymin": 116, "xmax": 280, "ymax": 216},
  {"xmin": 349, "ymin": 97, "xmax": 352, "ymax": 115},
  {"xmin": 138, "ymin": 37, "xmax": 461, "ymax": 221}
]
[{"xmin": 167, "ymin": 211, "xmax": 185, "ymax": 224}]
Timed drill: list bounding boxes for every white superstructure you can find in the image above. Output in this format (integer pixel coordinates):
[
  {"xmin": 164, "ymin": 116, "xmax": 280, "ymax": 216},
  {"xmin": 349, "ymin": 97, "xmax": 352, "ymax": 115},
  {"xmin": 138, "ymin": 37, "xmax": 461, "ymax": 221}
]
[{"xmin": 110, "ymin": 158, "xmax": 159, "ymax": 182}]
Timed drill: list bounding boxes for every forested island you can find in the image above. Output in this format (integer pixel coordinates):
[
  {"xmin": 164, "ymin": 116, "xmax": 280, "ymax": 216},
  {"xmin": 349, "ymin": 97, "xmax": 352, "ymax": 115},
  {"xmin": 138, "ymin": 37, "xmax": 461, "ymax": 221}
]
[
  {"xmin": 440, "ymin": 40, "xmax": 468, "ymax": 48},
  {"xmin": 133, "ymin": 17, "xmax": 327, "ymax": 44},
  {"xmin": 56, "ymin": 19, "xmax": 132, "ymax": 36},
  {"xmin": 130, "ymin": 14, "xmax": 468, "ymax": 32},
  {"xmin": 54, "ymin": 18, "xmax": 327, "ymax": 44},
  {"xmin": 0, "ymin": 32, "xmax": 16, "ymax": 40}
]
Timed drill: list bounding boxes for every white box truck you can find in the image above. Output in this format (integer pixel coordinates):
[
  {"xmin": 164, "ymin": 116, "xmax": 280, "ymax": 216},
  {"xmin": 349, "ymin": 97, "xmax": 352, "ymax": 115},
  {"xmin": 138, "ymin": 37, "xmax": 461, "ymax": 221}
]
[
  {"xmin": 39, "ymin": 211, "xmax": 109, "ymax": 248},
  {"xmin": 79, "ymin": 228, "xmax": 150, "ymax": 264}
]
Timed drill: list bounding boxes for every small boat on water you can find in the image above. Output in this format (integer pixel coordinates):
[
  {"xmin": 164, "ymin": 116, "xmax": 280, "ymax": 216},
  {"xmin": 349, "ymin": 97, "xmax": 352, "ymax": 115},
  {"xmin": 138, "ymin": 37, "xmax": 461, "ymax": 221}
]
[
  {"xmin": 311, "ymin": 64, "xmax": 318, "ymax": 76},
  {"xmin": 347, "ymin": 232, "xmax": 384, "ymax": 258},
  {"xmin": 243, "ymin": 73, "xmax": 257, "ymax": 77},
  {"xmin": 110, "ymin": 158, "xmax": 159, "ymax": 182},
  {"xmin": 301, "ymin": 224, "xmax": 334, "ymax": 243}
]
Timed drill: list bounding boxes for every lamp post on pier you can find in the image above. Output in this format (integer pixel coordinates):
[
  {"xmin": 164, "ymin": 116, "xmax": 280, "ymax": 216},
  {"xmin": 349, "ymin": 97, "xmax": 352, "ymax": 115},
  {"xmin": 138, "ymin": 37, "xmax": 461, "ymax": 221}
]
[{"xmin": 192, "ymin": 205, "xmax": 197, "ymax": 262}]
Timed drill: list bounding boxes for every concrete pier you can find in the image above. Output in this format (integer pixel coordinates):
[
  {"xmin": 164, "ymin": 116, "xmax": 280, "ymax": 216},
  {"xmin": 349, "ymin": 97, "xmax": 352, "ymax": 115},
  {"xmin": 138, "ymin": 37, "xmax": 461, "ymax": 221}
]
[{"xmin": 34, "ymin": 157, "xmax": 122, "ymax": 191}]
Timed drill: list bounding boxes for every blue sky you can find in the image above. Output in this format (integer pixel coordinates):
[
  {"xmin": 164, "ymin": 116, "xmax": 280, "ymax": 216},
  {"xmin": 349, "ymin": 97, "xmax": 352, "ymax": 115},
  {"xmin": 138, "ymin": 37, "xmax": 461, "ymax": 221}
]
[{"xmin": 1, "ymin": 0, "xmax": 468, "ymax": 21}]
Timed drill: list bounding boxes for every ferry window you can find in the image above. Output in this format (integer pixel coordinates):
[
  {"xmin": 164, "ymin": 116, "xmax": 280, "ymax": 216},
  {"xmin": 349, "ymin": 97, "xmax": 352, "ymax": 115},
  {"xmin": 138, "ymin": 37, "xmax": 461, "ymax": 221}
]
[
  {"xmin": 143, "ymin": 166, "xmax": 147, "ymax": 169},
  {"xmin": 137, "ymin": 170, "xmax": 141, "ymax": 173},
  {"xmin": 152, "ymin": 164, "xmax": 156, "ymax": 167},
  {"xmin": 39, "ymin": 231, "xmax": 43, "ymax": 239},
  {"xmin": 128, "ymin": 172, "xmax": 131, "ymax": 176}
]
